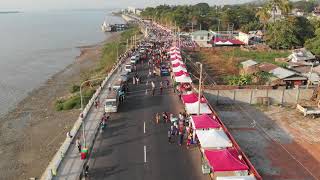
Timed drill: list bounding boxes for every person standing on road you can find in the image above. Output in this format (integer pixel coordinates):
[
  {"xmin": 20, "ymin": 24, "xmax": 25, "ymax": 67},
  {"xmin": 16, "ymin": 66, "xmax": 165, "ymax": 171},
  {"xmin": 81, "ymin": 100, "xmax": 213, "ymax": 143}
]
[
  {"xmin": 168, "ymin": 128, "xmax": 172, "ymax": 143},
  {"xmin": 151, "ymin": 81, "xmax": 155, "ymax": 96},
  {"xmin": 178, "ymin": 130, "xmax": 184, "ymax": 146},
  {"xmin": 76, "ymin": 137, "xmax": 81, "ymax": 153}
]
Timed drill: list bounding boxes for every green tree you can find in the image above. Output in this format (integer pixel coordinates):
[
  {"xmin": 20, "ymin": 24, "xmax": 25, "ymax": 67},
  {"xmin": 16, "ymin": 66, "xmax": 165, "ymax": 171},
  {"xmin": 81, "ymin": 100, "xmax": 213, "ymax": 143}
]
[
  {"xmin": 240, "ymin": 21, "xmax": 263, "ymax": 33},
  {"xmin": 305, "ymin": 28, "xmax": 320, "ymax": 55},
  {"xmin": 265, "ymin": 19, "xmax": 300, "ymax": 49},
  {"xmin": 291, "ymin": 16, "xmax": 315, "ymax": 44},
  {"xmin": 256, "ymin": 5, "xmax": 271, "ymax": 31}
]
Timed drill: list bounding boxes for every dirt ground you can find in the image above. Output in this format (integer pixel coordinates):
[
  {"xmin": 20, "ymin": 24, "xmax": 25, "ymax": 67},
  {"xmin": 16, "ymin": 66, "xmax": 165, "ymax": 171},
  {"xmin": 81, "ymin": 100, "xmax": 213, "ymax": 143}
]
[
  {"xmin": 187, "ymin": 47, "xmax": 240, "ymax": 84},
  {"xmin": 0, "ymin": 33, "xmax": 120, "ymax": 180},
  {"xmin": 214, "ymin": 103, "xmax": 320, "ymax": 180}
]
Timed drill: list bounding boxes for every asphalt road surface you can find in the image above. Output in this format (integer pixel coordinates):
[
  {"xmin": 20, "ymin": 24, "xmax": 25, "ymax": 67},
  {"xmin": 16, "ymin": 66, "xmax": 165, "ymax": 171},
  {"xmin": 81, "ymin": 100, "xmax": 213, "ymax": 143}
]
[{"xmin": 87, "ymin": 59, "xmax": 209, "ymax": 180}]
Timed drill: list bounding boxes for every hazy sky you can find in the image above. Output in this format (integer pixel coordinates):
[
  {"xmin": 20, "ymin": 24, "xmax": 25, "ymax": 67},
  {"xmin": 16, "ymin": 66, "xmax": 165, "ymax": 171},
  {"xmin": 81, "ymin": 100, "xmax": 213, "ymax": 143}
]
[{"xmin": 0, "ymin": 0, "xmax": 254, "ymax": 11}]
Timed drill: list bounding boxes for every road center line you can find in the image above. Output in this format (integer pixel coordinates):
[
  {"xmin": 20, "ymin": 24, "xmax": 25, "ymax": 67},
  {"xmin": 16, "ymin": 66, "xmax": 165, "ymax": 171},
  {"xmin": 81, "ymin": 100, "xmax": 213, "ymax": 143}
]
[
  {"xmin": 144, "ymin": 121, "xmax": 146, "ymax": 134},
  {"xmin": 144, "ymin": 145, "xmax": 147, "ymax": 163}
]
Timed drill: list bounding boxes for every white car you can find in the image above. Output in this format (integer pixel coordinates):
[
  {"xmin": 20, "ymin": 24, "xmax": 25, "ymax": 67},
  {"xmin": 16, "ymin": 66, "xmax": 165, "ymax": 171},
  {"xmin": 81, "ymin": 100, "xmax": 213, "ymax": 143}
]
[
  {"xmin": 130, "ymin": 56, "xmax": 137, "ymax": 64},
  {"xmin": 139, "ymin": 47, "xmax": 145, "ymax": 53},
  {"xmin": 125, "ymin": 64, "xmax": 132, "ymax": 72}
]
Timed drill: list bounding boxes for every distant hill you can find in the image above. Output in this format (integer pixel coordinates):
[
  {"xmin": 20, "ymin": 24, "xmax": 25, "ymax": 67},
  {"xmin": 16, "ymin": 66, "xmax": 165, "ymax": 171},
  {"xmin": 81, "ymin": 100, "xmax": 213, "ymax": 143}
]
[{"xmin": 0, "ymin": 11, "xmax": 21, "ymax": 14}]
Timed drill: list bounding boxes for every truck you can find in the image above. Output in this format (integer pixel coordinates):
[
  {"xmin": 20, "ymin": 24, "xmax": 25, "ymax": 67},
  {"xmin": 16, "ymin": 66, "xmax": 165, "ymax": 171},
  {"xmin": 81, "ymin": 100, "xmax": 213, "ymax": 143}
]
[
  {"xmin": 125, "ymin": 63, "xmax": 132, "ymax": 72},
  {"xmin": 104, "ymin": 91, "xmax": 119, "ymax": 113},
  {"xmin": 296, "ymin": 104, "xmax": 320, "ymax": 118}
]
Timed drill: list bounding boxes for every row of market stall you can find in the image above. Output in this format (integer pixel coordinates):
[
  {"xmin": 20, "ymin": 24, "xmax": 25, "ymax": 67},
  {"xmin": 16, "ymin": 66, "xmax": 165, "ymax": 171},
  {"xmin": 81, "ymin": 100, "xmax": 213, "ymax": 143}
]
[{"xmin": 168, "ymin": 46, "xmax": 261, "ymax": 180}]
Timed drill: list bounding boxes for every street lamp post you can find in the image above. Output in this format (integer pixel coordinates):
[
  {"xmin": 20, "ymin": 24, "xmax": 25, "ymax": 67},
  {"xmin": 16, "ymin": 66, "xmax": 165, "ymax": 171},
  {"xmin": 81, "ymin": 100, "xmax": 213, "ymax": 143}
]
[
  {"xmin": 196, "ymin": 62, "xmax": 203, "ymax": 115},
  {"xmin": 79, "ymin": 76, "xmax": 106, "ymax": 147}
]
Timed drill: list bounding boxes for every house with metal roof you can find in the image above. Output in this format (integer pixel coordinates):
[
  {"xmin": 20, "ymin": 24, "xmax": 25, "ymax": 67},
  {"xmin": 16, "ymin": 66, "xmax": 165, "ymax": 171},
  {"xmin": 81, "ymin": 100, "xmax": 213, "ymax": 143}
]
[
  {"xmin": 288, "ymin": 48, "xmax": 317, "ymax": 65},
  {"xmin": 269, "ymin": 67, "xmax": 307, "ymax": 88},
  {"xmin": 191, "ymin": 30, "xmax": 213, "ymax": 47}
]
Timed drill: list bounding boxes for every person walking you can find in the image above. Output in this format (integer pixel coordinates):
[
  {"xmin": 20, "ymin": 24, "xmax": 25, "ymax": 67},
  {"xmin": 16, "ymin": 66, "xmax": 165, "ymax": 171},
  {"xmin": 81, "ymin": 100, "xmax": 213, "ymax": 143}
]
[
  {"xmin": 151, "ymin": 81, "xmax": 155, "ymax": 96},
  {"xmin": 187, "ymin": 133, "xmax": 192, "ymax": 149},
  {"xmin": 133, "ymin": 76, "xmax": 136, "ymax": 85},
  {"xmin": 178, "ymin": 130, "xmax": 184, "ymax": 146},
  {"xmin": 168, "ymin": 128, "xmax": 172, "ymax": 143},
  {"xmin": 136, "ymin": 76, "xmax": 140, "ymax": 85},
  {"xmin": 76, "ymin": 137, "xmax": 81, "ymax": 153}
]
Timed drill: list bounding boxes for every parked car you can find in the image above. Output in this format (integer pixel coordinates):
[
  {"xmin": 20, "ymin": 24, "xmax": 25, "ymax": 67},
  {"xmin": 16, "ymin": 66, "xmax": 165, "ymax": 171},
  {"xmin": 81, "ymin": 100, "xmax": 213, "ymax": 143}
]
[
  {"xmin": 125, "ymin": 64, "xmax": 132, "ymax": 72},
  {"xmin": 130, "ymin": 55, "xmax": 137, "ymax": 64}
]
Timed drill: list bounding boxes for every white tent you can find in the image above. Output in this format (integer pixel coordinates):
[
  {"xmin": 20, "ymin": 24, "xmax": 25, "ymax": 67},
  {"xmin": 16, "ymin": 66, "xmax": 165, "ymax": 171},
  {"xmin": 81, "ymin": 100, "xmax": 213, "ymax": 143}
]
[
  {"xmin": 172, "ymin": 66, "xmax": 187, "ymax": 73},
  {"xmin": 196, "ymin": 129, "xmax": 232, "ymax": 149},
  {"xmin": 170, "ymin": 49, "xmax": 181, "ymax": 54},
  {"xmin": 215, "ymin": 41, "xmax": 233, "ymax": 45},
  {"xmin": 175, "ymin": 74, "xmax": 192, "ymax": 83},
  {"xmin": 171, "ymin": 59, "xmax": 184, "ymax": 64},
  {"xmin": 170, "ymin": 54, "xmax": 182, "ymax": 59},
  {"xmin": 185, "ymin": 101, "xmax": 212, "ymax": 114},
  {"xmin": 216, "ymin": 176, "xmax": 256, "ymax": 180}
]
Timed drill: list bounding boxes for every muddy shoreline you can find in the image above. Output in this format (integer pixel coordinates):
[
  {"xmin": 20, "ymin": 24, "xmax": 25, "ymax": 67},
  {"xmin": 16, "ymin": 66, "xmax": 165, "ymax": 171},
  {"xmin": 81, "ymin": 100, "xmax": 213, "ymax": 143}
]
[{"xmin": 0, "ymin": 32, "xmax": 121, "ymax": 179}]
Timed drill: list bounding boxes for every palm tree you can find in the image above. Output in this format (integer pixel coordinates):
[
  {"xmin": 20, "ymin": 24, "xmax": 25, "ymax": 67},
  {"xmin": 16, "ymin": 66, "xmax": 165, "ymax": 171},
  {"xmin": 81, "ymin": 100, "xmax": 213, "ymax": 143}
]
[{"xmin": 256, "ymin": 6, "xmax": 271, "ymax": 31}]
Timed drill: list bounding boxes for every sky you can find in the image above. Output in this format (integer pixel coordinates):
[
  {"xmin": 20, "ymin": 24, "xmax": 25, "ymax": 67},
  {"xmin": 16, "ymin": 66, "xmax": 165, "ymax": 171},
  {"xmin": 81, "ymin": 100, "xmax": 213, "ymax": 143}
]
[{"xmin": 0, "ymin": 0, "xmax": 254, "ymax": 11}]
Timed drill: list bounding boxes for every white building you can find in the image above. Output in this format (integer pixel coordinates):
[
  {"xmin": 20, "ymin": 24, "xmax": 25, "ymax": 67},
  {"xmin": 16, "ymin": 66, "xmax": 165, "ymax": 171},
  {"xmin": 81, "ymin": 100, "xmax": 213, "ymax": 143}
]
[{"xmin": 191, "ymin": 30, "xmax": 213, "ymax": 47}]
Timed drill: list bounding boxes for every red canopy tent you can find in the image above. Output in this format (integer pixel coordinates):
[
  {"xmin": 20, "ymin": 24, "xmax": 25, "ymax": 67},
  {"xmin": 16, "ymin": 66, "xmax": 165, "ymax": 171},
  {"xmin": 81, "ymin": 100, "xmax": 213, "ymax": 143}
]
[
  {"xmin": 181, "ymin": 93, "xmax": 206, "ymax": 104},
  {"xmin": 204, "ymin": 148, "xmax": 249, "ymax": 172},
  {"xmin": 172, "ymin": 62, "xmax": 186, "ymax": 68},
  {"xmin": 191, "ymin": 114, "xmax": 221, "ymax": 129},
  {"xmin": 174, "ymin": 70, "xmax": 189, "ymax": 77}
]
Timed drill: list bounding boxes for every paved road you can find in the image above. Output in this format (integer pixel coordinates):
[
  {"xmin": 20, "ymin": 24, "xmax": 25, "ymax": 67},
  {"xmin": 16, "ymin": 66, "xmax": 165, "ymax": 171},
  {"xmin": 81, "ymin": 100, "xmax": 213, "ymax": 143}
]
[
  {"xmin": 53, "ymin": 60, "xmax": 126, "ymax": 180},
  {"xmin": 88, "ymin": 60, "xmax": 209, "ymax": 180}
]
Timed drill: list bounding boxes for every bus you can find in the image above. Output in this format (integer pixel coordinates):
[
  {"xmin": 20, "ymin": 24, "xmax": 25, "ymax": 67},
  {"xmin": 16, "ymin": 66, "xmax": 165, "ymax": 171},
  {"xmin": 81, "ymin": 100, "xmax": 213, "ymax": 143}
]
[{"xmin": 104, "ymin": 91, "xmax": 119, "ymax": 113}]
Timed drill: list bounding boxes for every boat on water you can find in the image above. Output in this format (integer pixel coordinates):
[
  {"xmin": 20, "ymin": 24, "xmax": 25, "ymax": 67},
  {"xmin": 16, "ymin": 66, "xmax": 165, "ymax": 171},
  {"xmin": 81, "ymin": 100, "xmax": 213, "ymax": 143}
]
[
  {"xmin": 101, "ymin": 19, "xmax": 128, "ymax": 32},
  {"xmin": 101, "ymin": 21, "xmax": 112, "ymax": 32}
]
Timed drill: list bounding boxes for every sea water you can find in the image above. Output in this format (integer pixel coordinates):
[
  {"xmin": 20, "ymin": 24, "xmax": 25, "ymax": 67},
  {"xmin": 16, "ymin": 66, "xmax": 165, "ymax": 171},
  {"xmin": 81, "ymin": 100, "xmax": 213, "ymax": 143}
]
[{"xmin": 0, "ymin": 10, "xmax": 124, "ymax": 117}]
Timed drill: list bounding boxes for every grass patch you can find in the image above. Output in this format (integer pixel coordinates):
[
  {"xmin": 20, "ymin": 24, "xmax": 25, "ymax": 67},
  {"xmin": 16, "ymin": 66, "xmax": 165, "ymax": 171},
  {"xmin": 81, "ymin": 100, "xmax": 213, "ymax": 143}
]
[
  {"xmin": 223, "ymin": 48, "xmax": 290, "ymax": 66},
  {"xmin": 55, "ymin": 89, "xmax": 95, "ymax": 111},
  {"xmin": 97, "ymin": 26, "xmax": 141, "ymax": 73},
  {"xmin": 56, "ymin": 26, "xmax": 142, "ymax": 111}
]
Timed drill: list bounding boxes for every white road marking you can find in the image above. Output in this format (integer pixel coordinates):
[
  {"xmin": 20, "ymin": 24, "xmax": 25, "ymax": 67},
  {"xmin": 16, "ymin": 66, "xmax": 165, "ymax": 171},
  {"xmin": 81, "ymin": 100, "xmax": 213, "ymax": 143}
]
[
  {"xmin": 144, "ymin": 121, "xmax": 146, "ymax": 134},
  {"xmin": 144, "ymin": 145, "xmax": 147, "ymax": 163}
]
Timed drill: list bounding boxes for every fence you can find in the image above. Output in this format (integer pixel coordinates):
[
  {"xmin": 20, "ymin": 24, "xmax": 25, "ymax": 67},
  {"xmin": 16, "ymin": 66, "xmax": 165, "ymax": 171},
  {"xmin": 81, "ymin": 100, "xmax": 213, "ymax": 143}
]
[
  {"xmin": 204, "ymin": 88, "xmax": 314, "ymax": 106},
  {"xmin": 40, "ymin": 48, "xmax": 133, "ymax": 180}
]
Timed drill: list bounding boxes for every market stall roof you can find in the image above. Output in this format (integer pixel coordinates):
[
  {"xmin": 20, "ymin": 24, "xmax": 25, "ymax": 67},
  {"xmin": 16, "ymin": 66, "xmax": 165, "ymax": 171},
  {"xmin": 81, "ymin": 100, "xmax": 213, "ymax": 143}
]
[
  {"xmin": 174, "ymin": 70, "xmax": 189, "ymax": 77},
  {"xmin": 171, "ymin": 59, "xmax": 184, "ymax": 64},
  {"xmin": 185, "ymin": 101, "xmax": 212, "ymax": 114},
  {"xmin": 196, "ymin": 129, "xmax": 232, "ymax": 149},
  {"xmin": 204, "ymin": 148, "xmax": 249, "ymax": 172},
  {"xmin": 172, "ymin": 66, "xmax": 187, "ymax": 73},
  {"xmin": 191, "ymin": 114, "xmax": 221, "ymax": 129},
  {"xmin": 172, "ymin": 62, "xmax": 186, "ymax": 68},
  {"xmin": 170, "ymin": 55, "xmax": 182, "ymax": 60},
  {"xmin": 216, "ymin": 176, "xmax": 256, "ymax": 180},
  {"xmin": 170, "ymin": 46, "xmax": 180, "ymax": 51},
  {"xmin": 181, "ymin": 93, "xmax": 206, "ymax": 104},
  {"xmin": 175, "ymin": 74, "xmax": 192, "ymax": 83},
  {"xmin": 170, "ymin": 50, "xmax": 181, "ymax": 55}
]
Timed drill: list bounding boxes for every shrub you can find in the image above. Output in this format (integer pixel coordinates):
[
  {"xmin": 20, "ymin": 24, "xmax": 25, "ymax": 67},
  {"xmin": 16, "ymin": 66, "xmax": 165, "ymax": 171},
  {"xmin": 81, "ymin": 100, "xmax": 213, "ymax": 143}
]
[{"xmin": 70, "ymin": 84, "xmax": 80, "ymax": 93}]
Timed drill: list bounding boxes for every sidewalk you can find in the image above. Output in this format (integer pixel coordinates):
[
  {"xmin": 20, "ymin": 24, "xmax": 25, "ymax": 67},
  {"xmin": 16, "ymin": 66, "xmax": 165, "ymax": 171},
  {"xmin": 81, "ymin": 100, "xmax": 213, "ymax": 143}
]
[{"xmin": 53, "ymin": 62, "xmax": 126, "ymax": 180}]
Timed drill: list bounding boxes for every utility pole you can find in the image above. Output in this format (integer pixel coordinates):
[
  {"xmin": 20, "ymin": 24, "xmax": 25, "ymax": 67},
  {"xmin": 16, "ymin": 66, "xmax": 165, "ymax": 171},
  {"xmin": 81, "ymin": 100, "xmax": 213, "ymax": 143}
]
[
  {"xmin": 126, "ymin": 39, "xmax": 129, "ymax": 50},
  {"xmin": 307, "ymin": 63, "xmax": 314, "ymax": 88},
  {"xmin": 192, "ymin": 22, "xmax": 194, "ymax": 32},
  {"xmin": 196, "ymin": 62, "xmax": 203, "ymax": 115}
]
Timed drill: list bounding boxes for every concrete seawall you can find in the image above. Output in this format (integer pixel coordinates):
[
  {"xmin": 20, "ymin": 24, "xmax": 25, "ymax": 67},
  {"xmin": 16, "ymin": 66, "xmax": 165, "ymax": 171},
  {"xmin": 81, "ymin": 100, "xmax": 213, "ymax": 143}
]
[{"xmin": 204, "ymin": 88, "xmax": 314, "ymax": 106}]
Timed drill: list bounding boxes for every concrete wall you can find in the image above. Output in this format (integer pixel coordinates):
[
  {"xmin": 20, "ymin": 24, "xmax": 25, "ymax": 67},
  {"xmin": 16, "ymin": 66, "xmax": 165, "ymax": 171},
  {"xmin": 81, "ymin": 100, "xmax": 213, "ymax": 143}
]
[{"xmin": 204, "ymin": 88, "xmax": 314, "ymax": 105}]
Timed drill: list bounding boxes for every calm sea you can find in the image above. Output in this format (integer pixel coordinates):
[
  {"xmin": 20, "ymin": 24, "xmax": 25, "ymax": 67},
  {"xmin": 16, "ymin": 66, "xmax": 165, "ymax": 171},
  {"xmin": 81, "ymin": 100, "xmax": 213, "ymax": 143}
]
[{"xmin": 0, "ymin": 10, "xmax": 124, "ymax": 117}]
